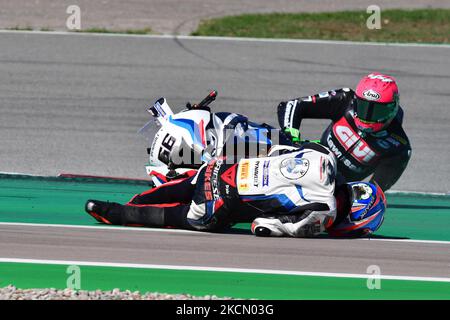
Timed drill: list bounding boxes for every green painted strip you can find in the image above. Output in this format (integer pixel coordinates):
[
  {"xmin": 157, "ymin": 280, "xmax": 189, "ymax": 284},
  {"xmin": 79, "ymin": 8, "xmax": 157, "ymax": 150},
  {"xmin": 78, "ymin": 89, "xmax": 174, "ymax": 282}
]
[
  {"xmin": 1, "ymin": 262, "xmax": 449, "ymax": 299},
  {"xmin": 0, "ymin": 174, "xmax": 449, "ymax": 241},
  {"xmin": 0, "ymin": 174, "xmax": 148, "ymax": 226},
  {"xmin": 376, "ymin": 193, "xmax": 450, "ymax": 241}
]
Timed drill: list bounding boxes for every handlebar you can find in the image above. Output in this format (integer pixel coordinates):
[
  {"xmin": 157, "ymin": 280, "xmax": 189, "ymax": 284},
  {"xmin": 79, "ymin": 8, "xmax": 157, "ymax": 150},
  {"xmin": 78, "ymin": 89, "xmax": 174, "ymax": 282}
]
[
  {"xmin": 197, "ymin": 90, "xmax": 218, "ymax": 108},
  {"xmin": 188, "ymin": 90, "xmax": 218, "ymax": 110}
]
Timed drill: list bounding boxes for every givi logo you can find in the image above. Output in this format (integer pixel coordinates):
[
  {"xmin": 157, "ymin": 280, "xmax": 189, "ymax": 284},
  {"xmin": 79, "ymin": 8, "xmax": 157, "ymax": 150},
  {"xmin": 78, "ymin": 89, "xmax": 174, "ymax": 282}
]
[{"xmin": 333, "ymin": 117, "xmax": 377, "ymax": 164}]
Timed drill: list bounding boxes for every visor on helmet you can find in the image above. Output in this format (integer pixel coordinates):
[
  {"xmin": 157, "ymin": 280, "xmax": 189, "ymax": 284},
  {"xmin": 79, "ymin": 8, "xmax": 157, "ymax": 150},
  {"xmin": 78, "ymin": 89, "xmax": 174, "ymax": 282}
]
[{"xmin": 355, "ymin": 96, "xmax": 398, "ymax": 124}]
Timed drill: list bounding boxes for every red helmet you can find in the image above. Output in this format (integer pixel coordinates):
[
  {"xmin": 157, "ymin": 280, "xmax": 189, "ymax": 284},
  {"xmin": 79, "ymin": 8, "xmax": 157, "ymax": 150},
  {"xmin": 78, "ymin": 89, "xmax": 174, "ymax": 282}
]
[{"xmin": 354, "ymin": 73, "xmax": 399, "ymax": 133}]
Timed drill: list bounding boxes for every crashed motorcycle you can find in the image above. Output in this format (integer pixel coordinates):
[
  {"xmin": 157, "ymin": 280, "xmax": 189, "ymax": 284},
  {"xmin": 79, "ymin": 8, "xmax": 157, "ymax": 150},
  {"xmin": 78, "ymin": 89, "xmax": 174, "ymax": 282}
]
[{"xmin": 138, "ymin": 90, "xmax": 293, "ymax": 186}]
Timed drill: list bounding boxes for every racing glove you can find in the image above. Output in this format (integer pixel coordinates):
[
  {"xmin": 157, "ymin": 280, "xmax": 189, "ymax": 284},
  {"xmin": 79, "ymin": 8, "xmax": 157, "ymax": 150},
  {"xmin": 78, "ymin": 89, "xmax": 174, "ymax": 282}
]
[{"xmin": 284, "ymin": 127, "xmax": 301, "ymax": 143}]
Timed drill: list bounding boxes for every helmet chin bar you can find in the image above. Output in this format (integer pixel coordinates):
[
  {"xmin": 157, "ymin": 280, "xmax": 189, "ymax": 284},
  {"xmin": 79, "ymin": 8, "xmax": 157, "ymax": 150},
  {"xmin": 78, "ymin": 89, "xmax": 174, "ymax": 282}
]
[
  {"xmin": 354, "ymin": 115, "xmax": 386, "ymax": 133},
  {"xmin": 354, "ymin": 92, "xmax": 399, "ymax": 128}
]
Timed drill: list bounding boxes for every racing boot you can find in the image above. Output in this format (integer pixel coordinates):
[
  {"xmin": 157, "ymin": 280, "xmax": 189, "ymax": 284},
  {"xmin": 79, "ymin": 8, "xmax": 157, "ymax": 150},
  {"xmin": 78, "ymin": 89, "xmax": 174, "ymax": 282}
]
[
  {"xmin": 251, "ymin": 217, "xmax": 286, "ymax": 237},
  {"xmin": 86, "ymin": 199, "xmax": 167, "ymax": 227},
  {"xmin": 252, "ymin": 214, "xmax": 320, "ymax": 238},
  {"xmin": 85, "ymin": 200, "xmax": 124, "ymax": 225}
]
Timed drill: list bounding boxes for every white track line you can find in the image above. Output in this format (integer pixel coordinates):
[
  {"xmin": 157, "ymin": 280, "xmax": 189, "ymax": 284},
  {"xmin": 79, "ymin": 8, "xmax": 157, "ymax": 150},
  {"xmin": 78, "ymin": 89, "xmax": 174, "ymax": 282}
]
[
  {"xmin": 0, "ymin": 222, "xmax": 449, "ymax": 245},
  {"xmin": 0, "ymin": 30, "xmax": 449, "ymax": 49},
  {"xmin": 0, "ymin": 257, "xmax": 449, "ymax": 283}
]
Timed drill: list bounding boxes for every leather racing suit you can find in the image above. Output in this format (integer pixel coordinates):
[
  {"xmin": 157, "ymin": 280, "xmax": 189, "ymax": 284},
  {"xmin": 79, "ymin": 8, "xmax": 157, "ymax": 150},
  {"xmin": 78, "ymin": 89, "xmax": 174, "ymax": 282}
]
[
  {"xmin": 277, "ymin": 88, "xmax": 412, "ymax": 191},
  {"xmin": 86, "ymin": 143, "xmax": 339, "ymax": 237}
]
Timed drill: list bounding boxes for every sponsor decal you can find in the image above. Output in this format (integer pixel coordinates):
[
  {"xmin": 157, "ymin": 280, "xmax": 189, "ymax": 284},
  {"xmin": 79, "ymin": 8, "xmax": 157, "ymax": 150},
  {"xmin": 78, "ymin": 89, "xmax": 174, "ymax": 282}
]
[
  {"xmin": 211, "ymin": 160, "xmax": 222, "ymax": 200},
  {"xmin": 352, "ymin": 184, "xmax": 376, "ymax": 219},
  {"xmin": 238, "ymin": 160, "xmax": 250, "ymax": 191},
  {"xmin": 386, "ymin": 137, "xmax": 400, "ymax": 147},
  {"xmin": 280, "ymin": 158, "xmax": 310, "ymax": 180},
  {"xmin": 220, "ymin": 164, "xmax": 237, "ymax": 188},
  {"xmin": 286, "ymin": 99, "xmax": 298, "ymax": 108},
  {"xmin": 204, "ymin": 160, "xmax": 215, "ymax": 200},
  {"xmin": 240, "ymin": 160, "xmax": 249, "ymax": 179},
  {"xmin": 253, "ymin": 161, "xmax": 260, "ymax": 187},
  {"xmin": 377, "ymin": 139, "xmax": 391, "ymax": 149},
  {"xmin": 204, "ymin": 159, "xmax": 222, "ymax": 201},
  {"xmin": 390, "ymin": 133, "xmax": 408, "ymax": 145},
  {"xmin": 262, "ymin": 160, "xmax": 270, "ymax": 187},
  {"xmin": 362, "ymin": 89, "xmax": 381, "ymax": 101},
  {"xmin": 326, "ymin": 134, "xmax": 363, "ymax": 173},
  {"xmin": 370, "ymin": 128, "xmax": 389, "ymax": 138},
  {"xmin": 284, "ymin": 100, "xmax": 298, "ymax": 127},
  {"xmin": 333, "ymin": 117, "xmax": 377, "ymax": 164}
]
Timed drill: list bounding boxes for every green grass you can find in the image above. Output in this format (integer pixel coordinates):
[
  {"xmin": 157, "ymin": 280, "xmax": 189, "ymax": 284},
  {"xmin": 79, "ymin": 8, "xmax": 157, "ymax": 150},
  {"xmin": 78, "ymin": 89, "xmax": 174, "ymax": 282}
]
[
  {"xmin": 7, "ymin": 26, "xmax": 33, "ymax": 31},
  {"xmin": 192, "ymin": 9, "xmax": 450, "ymax": 44}
]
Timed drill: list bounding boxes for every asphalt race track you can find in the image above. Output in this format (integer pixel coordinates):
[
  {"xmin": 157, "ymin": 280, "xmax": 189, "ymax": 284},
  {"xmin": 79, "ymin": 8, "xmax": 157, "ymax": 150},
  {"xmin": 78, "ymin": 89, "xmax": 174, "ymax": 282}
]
[
  {"xmin": 0, "ymin": 32, "xmax": 449, "ymax": 297},
  {"xmin": 0, "ymin": 224, "xmax": 449, "ymax": 278},
  {"xmin": 1, "ymin": 32, "xmax": 449, "ymax": 193}
]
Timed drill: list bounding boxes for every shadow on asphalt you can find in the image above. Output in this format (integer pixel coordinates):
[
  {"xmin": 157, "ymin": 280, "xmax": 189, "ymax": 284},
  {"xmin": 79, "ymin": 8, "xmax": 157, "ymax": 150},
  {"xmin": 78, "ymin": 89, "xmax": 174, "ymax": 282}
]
[{"xmin": 225, "ymin": 228, "xmax": 410, "ymax": 240}]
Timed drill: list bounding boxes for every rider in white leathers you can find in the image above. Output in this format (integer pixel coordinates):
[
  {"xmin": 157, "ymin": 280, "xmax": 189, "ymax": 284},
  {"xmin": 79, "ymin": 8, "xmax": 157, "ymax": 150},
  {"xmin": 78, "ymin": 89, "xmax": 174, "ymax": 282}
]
[
  {"xmin": 244, "ymin": 143, "xmax": 338, "ymax": 237},
  {"xmin": 86, "ymin": 142, "xmax": 341, "ymax": 238}
]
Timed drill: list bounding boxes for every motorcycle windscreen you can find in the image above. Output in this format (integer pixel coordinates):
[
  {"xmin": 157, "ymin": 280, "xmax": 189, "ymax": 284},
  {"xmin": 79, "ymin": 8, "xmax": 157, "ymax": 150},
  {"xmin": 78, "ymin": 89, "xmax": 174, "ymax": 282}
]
[
  {"xmin": 137, "ymin": 119, "xmax": 161, "ymax": 146},
  {"xmin": 138, "ymin": 96, "xmax": 175, "ymax": 144}
]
